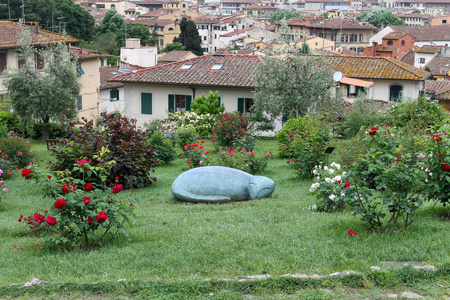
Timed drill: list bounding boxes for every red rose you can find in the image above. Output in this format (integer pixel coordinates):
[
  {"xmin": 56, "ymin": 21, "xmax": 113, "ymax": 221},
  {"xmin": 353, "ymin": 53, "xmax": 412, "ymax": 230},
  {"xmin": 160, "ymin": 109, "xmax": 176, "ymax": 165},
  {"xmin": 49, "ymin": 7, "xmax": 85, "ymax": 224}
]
[
  {"xmin": 344, "ymin": 182, "xmax": 351, "ymax": 189},
  {"xmin": 432, "ymin": 134, "xmax": 443, "ymax": 141},
  {"xmin": 7, "ymin": 172, "xmax": 11, "ymax": 176},
  {"xmin": 84, "ymin": 183, "xmax": 94, "ymax": 192},
  {"xmin": 115, "ymin": 176, "xmax": 119, "ymax": 181},
  {"xmin": 87, "ymin": 217, "xmax": 94, "ymax": 225},
  {"xmin": 396, "ymin": 157, "xmax": 401, "ymax": 161},
  {"xmin": 62, "ymin": 184, "xmax": 70, "ymax": 193},
  {"xmin": 441, "ymin": 164, "xmax": 450, "ymax": 171},
  {"xmin": 96, "ymin": 211, "xmax": 108, "ymax": 223},
  {"xmin": 199, "ymin": 145, "xmax": 204, "ymax": 149},
  {"xmin": 47, "ymin": 175, "xmax": 52, "ymax": 179},
  {"xmin": 348, "ymin": 230, "xmax": 357, "ymax": 236},
  {"xmin": 112, "ymin": 184, "xmax": 123, "ymax": 194},
  {"xmin": 21, "ymin": 168, "xmax": 32, "ymax": 178},
  {"xmin": 438, "ymin": 154, "xmax": 443, "ymax": 157},
  {"xmin": 46, "ymin": 216, "xmax": 57, "ymax": 226},
  {"xmin": 84, "ymin": 197, "xmax": 90, "ymax": 205},
  {"xmin": 34, "ymin": 213, "xmax": 44, "ymax": 224},
  {"xmin": 54, "ymin": 198, "xmax": 66, "ymax": 209}
]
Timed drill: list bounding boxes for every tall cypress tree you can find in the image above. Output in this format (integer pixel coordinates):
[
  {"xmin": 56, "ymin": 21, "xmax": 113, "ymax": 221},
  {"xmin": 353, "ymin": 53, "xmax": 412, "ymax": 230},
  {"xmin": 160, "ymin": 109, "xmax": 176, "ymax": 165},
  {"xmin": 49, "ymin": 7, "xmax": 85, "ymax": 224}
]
[{"xmin": 174, "ymin": 17, "xmax": 203, "ymax": 56}]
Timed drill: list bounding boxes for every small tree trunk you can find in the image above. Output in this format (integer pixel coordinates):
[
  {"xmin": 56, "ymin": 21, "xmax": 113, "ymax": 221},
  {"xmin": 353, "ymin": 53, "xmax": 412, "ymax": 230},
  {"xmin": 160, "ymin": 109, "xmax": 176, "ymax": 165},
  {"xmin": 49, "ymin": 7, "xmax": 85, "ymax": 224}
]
[{"xmin": 43, "ymin": 116, "xmax": 50, "ymax": 140}]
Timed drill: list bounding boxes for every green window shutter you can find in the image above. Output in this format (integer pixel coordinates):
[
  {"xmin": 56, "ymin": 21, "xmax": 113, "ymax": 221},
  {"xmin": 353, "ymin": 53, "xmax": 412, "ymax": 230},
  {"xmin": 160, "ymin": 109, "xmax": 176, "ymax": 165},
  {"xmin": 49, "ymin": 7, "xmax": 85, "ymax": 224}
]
[
  {"xmin": 186, "ymin": 95, "xmax": 192, "ymax": 111},
  {"xmin": 116, "ymin": 90, "xmax": 119, "ymax": 100},
  {"xmin": 168, "ymin": 94, "xmax": 174, "ymax": 113},
  {"xmin": 141, "ymin": 93, "xmax": 152, "ymax": 114},
  {"xmin": 110, "ymin": 90, "xmax": 113, "ymax": 100},
  {"xmin": 237, "ymin": 98, "xmax": 244, "ymax": 114},
  {"xmin": 101, "ymin": 59, "xmax": 104, "ymax": 67},
  {"xmin": 216, "ymin": 96, "xmax": 221, "ymax": 108}
]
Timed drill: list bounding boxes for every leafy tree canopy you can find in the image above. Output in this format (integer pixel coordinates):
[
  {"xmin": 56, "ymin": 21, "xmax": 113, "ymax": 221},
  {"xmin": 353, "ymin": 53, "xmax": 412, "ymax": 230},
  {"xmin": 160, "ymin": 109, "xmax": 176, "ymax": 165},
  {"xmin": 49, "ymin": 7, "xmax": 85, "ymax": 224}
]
[
  {"xmin": 360, "ymin": 7, "xmax": 406, "ymax": 28},
  {"xmin": 269, "ymin": 11, "xmax": 303, "ymax": 21},
  {"xmin": 163, "ymin": 42, "xmax": 185, "ymax": 52},
  {"xmin": 96, "ymin": 8, "xmax": 124, "ymax": 36},
  {"xmin": 191, "ymin": 91, "xmax": 225, "ymax": 115},
  {"xmin": 253, "ymin": 54, "xmax": 333, "ymax": 120},
  {"xmin": 4, "ymin": 32, "xmax": 81, "ymax": 139},
  {"xmin": 0, "ymin": 0, "xmax": 94, "ymax": 41}
]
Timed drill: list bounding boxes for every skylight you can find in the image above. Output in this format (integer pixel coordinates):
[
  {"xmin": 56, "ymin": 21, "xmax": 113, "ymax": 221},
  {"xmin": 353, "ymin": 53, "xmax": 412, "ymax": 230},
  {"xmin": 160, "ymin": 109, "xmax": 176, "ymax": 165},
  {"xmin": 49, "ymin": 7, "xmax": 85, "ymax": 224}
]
[
  {"xmin": 180, "ymin": 64, "xmax": 193, "ymax": 70},
  {"xmin": 211, "ymin": 64, "xmax": 224, "ymax": 70}
]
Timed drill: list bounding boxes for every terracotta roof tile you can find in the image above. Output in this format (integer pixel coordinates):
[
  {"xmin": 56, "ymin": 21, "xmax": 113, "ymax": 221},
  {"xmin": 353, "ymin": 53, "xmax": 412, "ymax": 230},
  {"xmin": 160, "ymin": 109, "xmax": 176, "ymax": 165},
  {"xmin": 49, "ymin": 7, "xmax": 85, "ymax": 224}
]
[
  {"xmin": 112, "ymin": 54, "xmax": 262, "ymax": 88},
  {"xmin": 390, "ymin": 25, "xmax": 450, "ymax": 42},
  {"xmin": 322, "ymin": 55, "xmax": 430, "ymax": 80},
  {"xmin": 424, "ymin": 80, "xmax": 450, "ymax": 94},
  {"xmin": 415, "ymin": 45, "xmax": 445, "ymax": 53},
  {"xmin": 159, "ymin": 51, "xmax": 197, "ymax": 63},
  {"xmin": 384, "ymin": 32, "xmax": 408, "ymax": 40},
  {"xmin": 100, "ymin": 66, "xmax": 123, "ymax": 90},
  {"xmin": 425, "ymin": 56, "xmax": 450, "ymax": 75},
  {"xmin": 69, "ymin": 46, "xmax": 109, "ymax": 60},
  {"xmin": 0, "ymin": 21, "xmax": 78, "ymax": 49}
]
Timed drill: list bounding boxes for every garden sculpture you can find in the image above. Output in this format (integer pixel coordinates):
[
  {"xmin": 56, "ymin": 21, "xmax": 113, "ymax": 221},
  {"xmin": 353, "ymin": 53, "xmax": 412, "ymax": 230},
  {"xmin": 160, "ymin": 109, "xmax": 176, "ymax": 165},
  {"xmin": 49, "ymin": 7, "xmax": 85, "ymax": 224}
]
[{"xmin": 171, "ymin": 166, "xmax": 275, "ymax": 202}]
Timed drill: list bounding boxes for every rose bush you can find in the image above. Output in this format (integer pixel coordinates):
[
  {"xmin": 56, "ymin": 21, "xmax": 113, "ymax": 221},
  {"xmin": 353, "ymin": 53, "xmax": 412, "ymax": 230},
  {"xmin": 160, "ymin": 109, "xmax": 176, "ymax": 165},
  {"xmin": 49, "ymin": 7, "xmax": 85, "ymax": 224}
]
[
  {"xmin": 218, "ymin": 148, "xmax": 272, "ymax": 174},
  {"xmin": 20, "ymin": 157, "xmax": 137, "ymax": 249},
  {"xmin": 213, "ymin": 112, "xmax": 251, "ymax": 149},
  {"xmin": 180, "ymin": 140, "xmax": 212, "ymax": 168}
]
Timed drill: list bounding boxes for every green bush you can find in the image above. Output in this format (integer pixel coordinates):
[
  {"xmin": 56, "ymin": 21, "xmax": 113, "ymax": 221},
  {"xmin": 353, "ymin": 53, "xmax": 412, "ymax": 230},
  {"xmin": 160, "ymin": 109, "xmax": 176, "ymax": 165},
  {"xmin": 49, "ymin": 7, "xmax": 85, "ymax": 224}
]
[
  {"xmin": 218, "ymin": 148, "xmax": 272, "ymax": 174},
  {"xmin": 26, "ymin": 122, "xmax": 67, "ymax": 140},
  {"xmin": 191, "ymin": 91, "xmax": 225, "ymax": 115},
  {"xmin": 176, "ymin": 126, "xmax": 198, "ymax": 149},
  {"xmin": 384, "ymin": 97, "xmax": 447, "ymax": 130},
  {"xmin": 0, "ymin": 136, "xmax": 32, "ymax": 168},
  {"xmin": 0, "ymin": 111, "xmax": 20, "ymax": 134},
  {"xmin": 149, "ymin": 131, "xmax": 175, "ymax": 164}
]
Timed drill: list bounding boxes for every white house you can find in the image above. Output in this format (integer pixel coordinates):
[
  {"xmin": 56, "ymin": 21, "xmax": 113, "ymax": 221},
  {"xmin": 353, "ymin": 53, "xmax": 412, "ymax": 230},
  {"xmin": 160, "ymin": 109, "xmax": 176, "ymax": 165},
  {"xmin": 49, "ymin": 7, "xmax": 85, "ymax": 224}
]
[{"xmin": 120, "ymin": 38, "xmax": 158, "ymax": 68}]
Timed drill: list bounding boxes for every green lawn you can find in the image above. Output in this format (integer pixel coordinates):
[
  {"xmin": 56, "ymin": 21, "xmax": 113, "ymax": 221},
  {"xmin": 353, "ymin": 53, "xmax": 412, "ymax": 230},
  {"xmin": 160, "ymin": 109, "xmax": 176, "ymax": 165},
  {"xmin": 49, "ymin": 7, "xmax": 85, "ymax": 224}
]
[{"xmin": 0, "ymin": 139, "xmax": 449, "ymax": 297}]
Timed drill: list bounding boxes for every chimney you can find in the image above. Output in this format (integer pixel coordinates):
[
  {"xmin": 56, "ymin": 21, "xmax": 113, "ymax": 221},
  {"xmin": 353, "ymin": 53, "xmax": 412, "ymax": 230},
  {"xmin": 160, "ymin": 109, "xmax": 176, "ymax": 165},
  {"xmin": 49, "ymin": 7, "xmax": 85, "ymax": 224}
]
[
  {"xmin": 27, "ymin": 22, "xmax": 39, "ymax": 34},
  {"xmin": 372, "ymin": 41, "xmax": 377, "ymax": 57}
]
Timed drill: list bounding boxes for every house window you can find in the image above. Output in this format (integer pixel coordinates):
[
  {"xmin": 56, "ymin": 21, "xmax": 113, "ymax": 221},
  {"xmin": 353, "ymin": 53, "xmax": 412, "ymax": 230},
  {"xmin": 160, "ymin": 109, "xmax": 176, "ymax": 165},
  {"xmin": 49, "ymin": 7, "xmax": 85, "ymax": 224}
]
[
  {"xmin": 101, "ymin": 59, "xmax": 104, "ymax": 67},
  {"xmin": 401, "ymin": 40, "xmax": 405, "ymax": 46},
  {"xmin": 419, "ymin": 58, "xmax": 425, "ymax": 64},
  {"xmin": 389, "ymin": 84, "xmax": 403, "ymax": 102},
  {"xmin": 204, "ymin": 36, "xmax": 207, "ymax": 41},
  {"xmin": 77, "ymin": 96, "xmax": 82, "ymax": 111},
  {"xmin": 0, "ymin": 52, "xmax": 6, "ymax": 72},
  {"xmin": 18, "ymin": 58, "xmax": 26, "ymax": 68},
  {"xmin": 443, "ymin": 20, "xmax": 447, "ymax": 24},
  {"xmin": 76, "ymin": 62, "xmax": 85, "ymax": 77},
  {"xmin": 141, "ymin": 93, "xmax": 152, "ymax": 114},
  {"xmin": 237, "ymin": 97, "xmax": 253, "ymax": 114},
  {"xmin": 110, "ymin": 89, "xmax": 119, "ymax": 101},
  {"xmin": 387, "ymin": 40, "xmax": 393, "ymax": 46},
  {"xmin": 35, "ymin": 52, "xmax": 44, "ymax": 70},
  {"xmin": 168, "ymin": 94, "xmax": 192, "ymax": 112}
]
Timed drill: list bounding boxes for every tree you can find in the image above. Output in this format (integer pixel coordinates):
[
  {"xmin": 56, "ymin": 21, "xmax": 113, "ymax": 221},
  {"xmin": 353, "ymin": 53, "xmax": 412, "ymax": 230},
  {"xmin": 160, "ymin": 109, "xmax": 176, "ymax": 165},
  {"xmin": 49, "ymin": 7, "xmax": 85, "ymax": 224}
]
[
  {"xmin": 299, "ymin": 40, "xmax": 311, "ymax": 54},
  {"xmin": 96, "ymin": 8, "xmax": 124, "ymax": 36},
  {"xmin": 174, "ymin": 17, "xmax": 203, "ymax": 56},
  {"xmin": 269, "ymin": 11, "xmax": 303, "ymax": 21},
  {"xmin": 163, "ymin": 42, "xmax": 185, "ymax": 52},
  {"xmin": 253, "ymin": 55, "xmax": 333, "ymax": 120},
  {"xmin": 360, "ymin": 7, "xmax": 406, "ymax": 28},
  {"xmin": 0, "ymin": 0, "xmax": 94, "ymax": 41},
  {"xmin": 191, "ymin": 91, "xmax": 225, "ymax": 115},
  {"xmin": 4, "ymin": 32, "xmax": 81, "ymax": 139}
]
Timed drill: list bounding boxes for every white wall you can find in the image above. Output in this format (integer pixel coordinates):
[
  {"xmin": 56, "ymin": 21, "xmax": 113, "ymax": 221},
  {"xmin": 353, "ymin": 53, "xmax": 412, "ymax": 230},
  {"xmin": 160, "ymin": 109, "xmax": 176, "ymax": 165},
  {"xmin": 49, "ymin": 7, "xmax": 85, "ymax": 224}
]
[
  {"xmin": 120, "ymin": 46, "xmax": 158, "ymax": 68},
  {"xmin": 99, "ymin": 87, "xmax": 125, "ymax": 114}
]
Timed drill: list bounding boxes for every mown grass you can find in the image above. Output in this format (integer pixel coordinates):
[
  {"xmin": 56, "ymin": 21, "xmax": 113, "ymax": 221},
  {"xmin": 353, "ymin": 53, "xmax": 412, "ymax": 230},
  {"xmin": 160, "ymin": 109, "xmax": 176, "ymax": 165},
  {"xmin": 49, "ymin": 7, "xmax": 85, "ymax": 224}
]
[{"xmin": 0, "ymin": 139, "xmax": 449, "ymax": 297}]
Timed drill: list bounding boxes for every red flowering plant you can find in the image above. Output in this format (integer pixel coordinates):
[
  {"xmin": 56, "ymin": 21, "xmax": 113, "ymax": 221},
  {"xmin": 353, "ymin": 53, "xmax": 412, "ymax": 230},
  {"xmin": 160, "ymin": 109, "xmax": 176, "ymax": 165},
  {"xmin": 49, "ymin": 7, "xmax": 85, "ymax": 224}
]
[
  {"xmin": 420, "ymin": 131, "xmax": 450, "ymax": 206},
  {"xmin": 180, "ymin": 140, "xmax": 213, "ymax": 168},
  {"xmin": 20, "ymin": 149, "xmax": 137, "ymax": 249},
  {"xmin": 341, "ymin": 126, "xmax": 427, "ymax": 233},
  {"xmin": 212, "ymin": 112, "xmax": 251, "ymax": 149},
  {"xmin": 218, "ymin": 148, "xmax": 272, "ymax": 174},
  {"xmin": 18, "ymin": 209, "xmax": 56, "ymax": 235}
]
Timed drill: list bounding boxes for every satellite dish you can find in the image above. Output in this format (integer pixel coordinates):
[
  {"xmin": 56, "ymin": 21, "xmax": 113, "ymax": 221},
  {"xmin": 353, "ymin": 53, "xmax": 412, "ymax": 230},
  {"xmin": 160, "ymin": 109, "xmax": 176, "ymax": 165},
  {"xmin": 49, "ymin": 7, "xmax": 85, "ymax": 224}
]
[
  {"xmin": 333, "ymin": 71, "xmax": 343, "ymax": 82},
  {"xmin": 336, "ymin": 47, "xmax": 343, "ymax": 54}
]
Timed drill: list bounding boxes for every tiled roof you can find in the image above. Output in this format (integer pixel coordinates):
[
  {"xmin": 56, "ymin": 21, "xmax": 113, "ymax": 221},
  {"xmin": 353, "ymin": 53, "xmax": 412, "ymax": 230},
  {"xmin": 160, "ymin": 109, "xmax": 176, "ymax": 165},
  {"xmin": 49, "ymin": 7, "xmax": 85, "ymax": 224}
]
[
  {"xmin": 112, "ymin": 54, "xmax": 262, "ymax": 88},
  {"xmin": 159, "ymin": 51, "xmax": 197, "ymax": 63},
  {"xmin": 390, "ymin": 25, "xmax": 450, "ymax": 42},
  {"xmin": 415, "ymin": 45, "xmax": 444, "ymax": 53},
  {"xmin": 69, "ymin": 46, "xmax": 109, "ymax": 60},
  {"xmin": 424, "ymin": 80, "xmax": 450, "ymax": 95},
  {"xmin": 100, "ymin": 66, "xmax": 123, "ymax": 90},
  {"xmin": 322, "ymin": 55, "xmax": 430, "ymax": 80},
  {"xmin": 425, "ymin": 56, "xmax": 450, "ymax": 75},
  {"xmin": 0, "ymin": 21, "xmax": 78, "ymax": 49},
  {"xmin": 139, "ymin": 9, "xmax": 166, "ymax": 17},
  {"xmin": 400, "ymin": 50, "xmax": 415, "ymax": 66},
  {"xmin": 306, "ymin": 18, "xmax": 378, "ymax": 30},
  {"xmin": 384, "ymin": 32, "xmax": 409, "ymax": 40}
]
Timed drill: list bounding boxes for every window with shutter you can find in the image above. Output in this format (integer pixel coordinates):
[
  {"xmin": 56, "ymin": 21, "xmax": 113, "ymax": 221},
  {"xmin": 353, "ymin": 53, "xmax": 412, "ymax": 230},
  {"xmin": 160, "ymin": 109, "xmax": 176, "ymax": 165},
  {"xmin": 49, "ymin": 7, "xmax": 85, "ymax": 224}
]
[
  {"xmin": 0, "ymin": 53, "xmax": 6, "ymax": 72},
  {"xmin": 141, "ymin": 93, "xmax": 153, "ymax": 114}
]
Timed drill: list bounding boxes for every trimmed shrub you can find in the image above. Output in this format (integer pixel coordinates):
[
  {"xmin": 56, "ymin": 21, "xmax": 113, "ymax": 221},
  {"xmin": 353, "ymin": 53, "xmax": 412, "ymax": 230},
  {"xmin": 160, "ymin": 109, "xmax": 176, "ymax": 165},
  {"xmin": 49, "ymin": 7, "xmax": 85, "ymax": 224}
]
[
  {"xmin": 0, "ymin": 136, "xmax": 32, "ymax": 168},
  {"xmin": 149, "ymin": 131, "xmax": 175, "ymax": 164}
]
